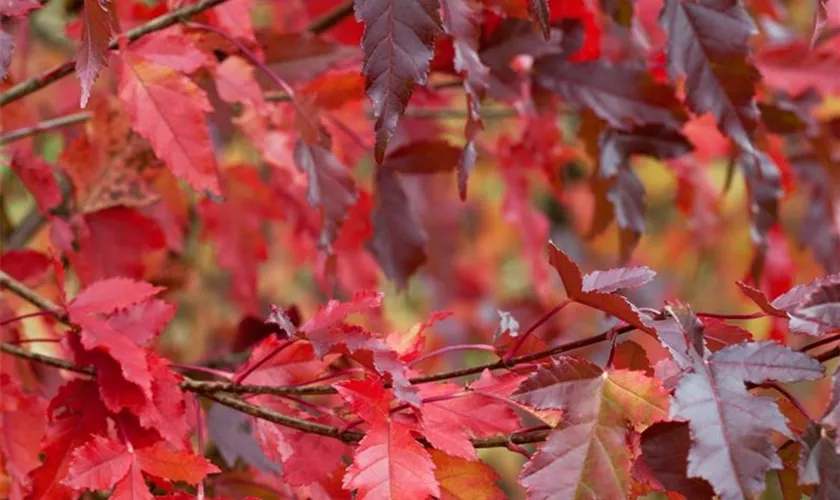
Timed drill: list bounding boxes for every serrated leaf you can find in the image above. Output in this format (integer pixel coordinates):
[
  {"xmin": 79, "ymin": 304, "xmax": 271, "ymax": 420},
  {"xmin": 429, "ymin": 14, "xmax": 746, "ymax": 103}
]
[
  {"xmin": 534, "ymin": 59, "xmax": 687, "ymax": 130},
  {"xmin": 515, "ymin": 358, "xmax": 669, "ymax": 499},
  {"xmin": 134, "ymin": 442, "xmax": 220, "ymax": 483},
  {"xmin": 660, "ymin": 0, "xmax": 760, "ymax": 153},
  {"xmin": 335, "ymin": 378, "xmax": 440, "ymax": 499},
  {"xmin": 68, "ymin": 278, "xmax": 163, "ymax": 318},
  {"xmin": 294, "ymin": 137, "xmax": 358, "ymax": 248},
  {"xmin": 76, "ymin": 0, "xmax": 116, "ymax": 108},
  {"xmin": 548, "ymin": 242, "xmax": 655, "ymax": 333},
  {"xmin": 118, "ymin": 55, "xmax": 221, "ymax": 195},
  {"xmin": 355, "ymin": 0, "xmax": 443, "ymax": 162},
  {"xmin": 667, "ymin": 328, "xmax": 823, "ymax": 499},
  {"xmin": 632, "ymin": 421, "xmax": 715, "ymax": 499},
  {"xmin": 301, "ymin": 291, "xmax": 383, "ymax": 349},
  {"xmin": 431, "ymin": 450, "xmax": 505, "ymax": 500},
  {"xmin": 64, "ymin": 435, "xmax": 132, "ymax": 491},
  {"xmin": 582, "ymin": 266, "xmax": 656, "ymax": 294}
]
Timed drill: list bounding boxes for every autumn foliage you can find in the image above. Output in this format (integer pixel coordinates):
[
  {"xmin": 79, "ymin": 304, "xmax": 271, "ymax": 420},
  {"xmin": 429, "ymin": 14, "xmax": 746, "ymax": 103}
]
[{"xmin": 2, "ymin": 0, "xmax": 840, "ymax": 498}]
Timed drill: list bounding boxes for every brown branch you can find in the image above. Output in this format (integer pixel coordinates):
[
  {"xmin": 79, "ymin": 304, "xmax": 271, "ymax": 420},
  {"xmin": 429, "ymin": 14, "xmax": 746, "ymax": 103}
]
[
  {"xmin": 0, "ymin": 271, "xmax": 552, "ymax": 450},
  {"xmin": 816, "ymin": 345, "xmax": 840, "ymax": 364},
  {"xmin": 0, "ymin": 111, "xmax": 91, "ymax": 146},
  {"xmin": 0, "ymin": 0, "xmax": 354, "ymax": 108}
]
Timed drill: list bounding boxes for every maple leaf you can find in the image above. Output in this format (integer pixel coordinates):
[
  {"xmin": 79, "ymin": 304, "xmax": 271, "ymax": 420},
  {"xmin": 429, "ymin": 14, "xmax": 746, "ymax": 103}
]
[
  {"xmin": 737, "ymin": 273, "xmax": 840, "ymax": 336},
  {"xmin": 533, "ymin": 59, "xmax": 687, "ymax": 130},
  {"xmin": 548, "ymin": 242, "xmax": 655, "ymax": 333},
  {"xmin": 335, "ymin": 378, "xmax": 440, "ymax": 499},
  {"xmin": 660, "ymin": 308, "xmax": 824, "ymax": 498},
  {"xmin": 68, "ymin": 277, "xmax": 163, "ymax": 317},
  {"xmin": 28, "ymin": 380, "xmax": 109, "ymax": 500},
  {"xmin": 62, "ymin": 208, "xmax": 166, "ymax": 285},
  {"xmin": 294, "ymin": 137, "xmax": 358, "ymax": 248},
  {"xmin": 0, "ymin": 375, "xmax": 47, "ymax": 494},
  {"xmin": 118, "ymin": 53, "xmax": 221, "ymax": 195},
  {"xmin": 381, "ymin": 140, "xmax": 461, "ymax": 174},
  {"xmin": 589, "ymin": 126, "xmax": 694, "ymax": 260},
  {"xmin": 513, "ymin": 357, "xmax": 669, "ymax": 499},
  {"xmin": 430, "ymin": 450, "xmax": 505, "ymax": 500},
  {"xmin": 659, "ymin": 0, "xmax": 760, "ymax": 153},
  {"xmin": 418, "ymin": 383, "xmax": 521, "ymax": 461},
  {"xmin": 10, "ymin": 152, "xmax": 62, "ymax": 216},
  {"xmin": 300, "ymin": 290, "xmax": 383, "ymax": 349},
  {"xmin": 354, "ymin": 0, "xmax": 443, "ymax": 162},
  {"xmin": 369, "ymin": 168, "xmax": 428, "ymax": 288},
  {"xmin": 206, "ymin": 403, "xmax": 279, "ymax": 473},
  {"xmin": 214, "ymin": 55, "xmax": 266, "ymax": 107},
  {"xmin": 234, "ymin": 337, "xmax": 327, "ymax": 386},
  {"xmin": 632, "ymin": 421, "xmax": 715, "ymax": 499},
  {"xmin": 440, "ymin": 0, "xmax": 489, "ymax": 198},
  {"xmin": 76, "ymin": 0, "xmax": 117, "ymax": 107},
  {"xmin": 64, "ymin": 435, "xmax": 219, "ymax": 495},
  {"xmin": 799, "ymin": 421, "xmax": 840, "ymax": 499}
]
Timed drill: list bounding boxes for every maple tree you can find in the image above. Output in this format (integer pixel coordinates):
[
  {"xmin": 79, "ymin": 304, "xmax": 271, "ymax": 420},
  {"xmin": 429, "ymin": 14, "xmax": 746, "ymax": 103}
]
[{"xmin": 2, "ymin": 0, "xmax": 840, "ymax": 498}]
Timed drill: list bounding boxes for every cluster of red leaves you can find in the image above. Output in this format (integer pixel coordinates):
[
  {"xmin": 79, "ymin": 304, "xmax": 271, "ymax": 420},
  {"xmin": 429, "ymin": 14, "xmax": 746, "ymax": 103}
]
[{"xmin": 2, "ymin": 0, "xmax": 840, "ymax": 498}]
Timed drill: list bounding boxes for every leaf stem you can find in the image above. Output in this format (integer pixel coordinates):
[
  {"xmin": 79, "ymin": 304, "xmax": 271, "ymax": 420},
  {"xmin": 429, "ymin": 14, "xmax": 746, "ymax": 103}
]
[
  {"xmin": 0, "ymin": 310, "xmax": 54, "ymax": 327},
  {"xmin": 232, "ymin": 338, "xmax": 298, "ymax": 384},
  {"xmin": 503, "ymin": 299, "xmax": 572, "ymax": 362},
  {"xmin": 696, "ymin": 311, "xmax": 765, "ymax": 320},
  {"xmin": 408, "ymin": 344, "xmax": 497, "ymax": 368},
  {"xmin": 799, "ymin": 332, "xmax": 840, "ymax": 353}
]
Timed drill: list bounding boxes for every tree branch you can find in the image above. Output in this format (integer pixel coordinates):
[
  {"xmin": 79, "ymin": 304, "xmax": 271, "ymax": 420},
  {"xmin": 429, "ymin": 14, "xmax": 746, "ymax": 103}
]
[
  {"xmin": 0, "ymin": 111, "xmax": 91, "ymax": 146},
  {"xmin": 0, "ymin": 0, "xmax": 354, "ymax": 108},
  {"xmin": 0, "ymin": 269, "xmax": 553, "ymax": 449}
]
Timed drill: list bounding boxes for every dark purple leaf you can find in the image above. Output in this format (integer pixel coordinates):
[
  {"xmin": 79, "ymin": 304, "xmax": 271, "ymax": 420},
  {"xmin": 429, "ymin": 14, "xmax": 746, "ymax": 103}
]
[
  {"xmin": 293, "ymin": 137, "xmax": 357, "ymax": 248},
  {"xmin": 354, "ymin": 0, "xmax": 442, "ymax": 162},
  {"xmin": 632, "ymin": 421, "xmax": 715, "ymax": 499},
  {"xmin": 799, "ymin": 422, "xmax": 840, "ymax": 499},
  {"xmin": 669, "ymin": 336, "xmax": 822, "ymax": 498},
  {"xmin": 369, "ymin": 168, "xmax": 427, "ymax": 288},
  {"xmin": 381, "ymin": 140, "xmax": 461, "ymax": 174},
  {"xmin": 206, "ymin": 403, "xmax": 280, "ymax": 473},
  {"xmin": 533, "ymin": 59, "xmax": 687, "ymax": 130},
  {"xmin": 660, "ymin": 0, "xmax": 761, "ymax": 153}
]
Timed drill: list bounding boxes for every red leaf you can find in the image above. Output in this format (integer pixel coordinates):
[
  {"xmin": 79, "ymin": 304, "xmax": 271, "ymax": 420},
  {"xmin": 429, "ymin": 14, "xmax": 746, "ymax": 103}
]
[
  {"xmin": 129, "ymin": 28, "xmax": 213, "ymax": 73},
  {"xmin": 234, "ymin": 337, "xmax": 326, "ymax": 386},
  {"xmin": 369, "ymin": 168, "xmax": 428, "ymax": 288},
  {"xmin": 110, "ymin": 461, "xmax": 152, "ymax": 500},
  {"xmin": 76, "ymin": 0, "xmax": 117, "ymax": 107},
  {"xmin": 336, "ymin": 378, "xmax": 439, "ymax": 498},
  {"xmin": 0, "ymin": 249, "xmax": 51, "ymax": 286},
  {"xmin": 67, "ymin": 208, "xmax": 166, "ymax": 285},
  {"xmin": 68, "ymin": 278, "xmax": 163, "ymax": 317},
  {"xmin": 64, "ymin": 435, "xmax": 132, "ymax": 492},
  {"xmin": 0, "ymin": 375, "xmax": 47, "ymax": 488},
  {"xmin": 659, "ymin": 0, "xmax": 760, "ymax": 153},
  {"xmin": 301, "ymin": 291, "xmax": 383, "ymax": 351},
  {"xmin": 214, "ymin": 55, "xmax": 265, "ymax": 107},
  {"xmin": 736, "ymin": 280, "xmax": 785, "ymax": 316},
  {"xmin": 10, "ymin": 152, "xmax": 62, "ymax": 215},
  {"xmin": 355, "ymin": 0, "xmax": 443, "ymax": 162},
  {"xmin": 107, "ymin": 299, "xmax": 176, "ymax": 346},
  {"xmin": 381, "ymin": 140, "xmax": 461, "ymax": 174},
  {"xmin": 548, "ymin": 242, "xmax": 655, "ymax": 333},
  {"xmin": 135, "ymin": 442, "xmax": 220, "ymax": 483},
  {"xmin": 702, "ymin": 319, "xmax": 753, "ymax": 352},
  {"xmin": 118, "ymin": 54, "xmax": 221, "ymax": 195}
]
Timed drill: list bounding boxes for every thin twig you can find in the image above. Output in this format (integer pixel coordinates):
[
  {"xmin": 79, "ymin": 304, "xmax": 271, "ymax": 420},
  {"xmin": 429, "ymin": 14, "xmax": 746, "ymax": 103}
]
[
  {"xmin": 0, "ymin": 0, "xmax": 355, "ymax": 108},
  {"xmin": 0, "ymin": 111, "xmax": 91, "ymax": 146},
  {"xmin": 799, "ymin": 332, "xmax": 840, "ymax": 353},
  {"xmin": 0, "ymin": 273, "xmax": 557, "ymax": 449}
]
